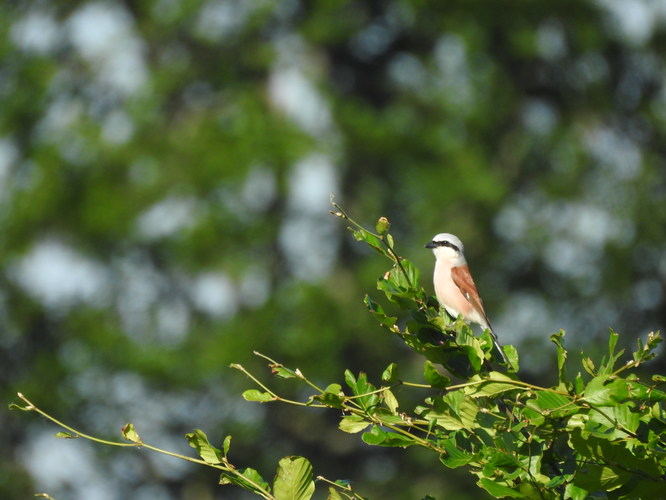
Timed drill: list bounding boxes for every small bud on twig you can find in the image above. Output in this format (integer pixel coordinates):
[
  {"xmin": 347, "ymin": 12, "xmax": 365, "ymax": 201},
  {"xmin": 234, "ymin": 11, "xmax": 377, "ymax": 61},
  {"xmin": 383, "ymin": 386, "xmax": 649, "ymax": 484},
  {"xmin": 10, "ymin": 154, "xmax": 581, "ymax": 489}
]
[{"xmin": 375, "ymin": 217, "xmax": 390, "ymax": 235}]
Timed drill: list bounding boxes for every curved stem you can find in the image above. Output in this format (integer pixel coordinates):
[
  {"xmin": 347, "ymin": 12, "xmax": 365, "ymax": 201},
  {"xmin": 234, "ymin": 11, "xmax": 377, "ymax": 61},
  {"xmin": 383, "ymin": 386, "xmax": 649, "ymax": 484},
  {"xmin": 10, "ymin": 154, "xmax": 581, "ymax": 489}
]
[{"xmin": 14, "ymin": 393, "xmax": 277, "ymax": 500}]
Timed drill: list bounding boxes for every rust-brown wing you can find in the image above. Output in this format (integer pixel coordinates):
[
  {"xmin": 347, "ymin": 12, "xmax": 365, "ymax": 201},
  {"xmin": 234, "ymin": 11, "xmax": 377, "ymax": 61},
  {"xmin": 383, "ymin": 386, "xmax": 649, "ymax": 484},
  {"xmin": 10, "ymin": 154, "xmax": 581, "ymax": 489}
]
[{"xmin": 451, "ymin": 265, "xmax": 488, "ymax": 321}]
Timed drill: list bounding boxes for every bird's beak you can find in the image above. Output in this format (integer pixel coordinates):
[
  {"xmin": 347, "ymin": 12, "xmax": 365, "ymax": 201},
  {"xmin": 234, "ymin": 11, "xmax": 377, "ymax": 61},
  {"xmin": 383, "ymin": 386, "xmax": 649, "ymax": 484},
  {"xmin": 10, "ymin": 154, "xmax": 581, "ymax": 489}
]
[{"xmin": 425, "ymin": 241, "xmax": 436, "ymax": 249}]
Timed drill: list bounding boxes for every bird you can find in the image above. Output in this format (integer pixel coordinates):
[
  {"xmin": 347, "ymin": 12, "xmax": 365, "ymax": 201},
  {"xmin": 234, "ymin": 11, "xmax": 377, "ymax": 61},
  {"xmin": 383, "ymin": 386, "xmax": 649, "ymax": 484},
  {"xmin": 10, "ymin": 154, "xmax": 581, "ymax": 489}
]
[{"xmin": 425, "ymin": 233, "xmax": 509, "ymax": 364}]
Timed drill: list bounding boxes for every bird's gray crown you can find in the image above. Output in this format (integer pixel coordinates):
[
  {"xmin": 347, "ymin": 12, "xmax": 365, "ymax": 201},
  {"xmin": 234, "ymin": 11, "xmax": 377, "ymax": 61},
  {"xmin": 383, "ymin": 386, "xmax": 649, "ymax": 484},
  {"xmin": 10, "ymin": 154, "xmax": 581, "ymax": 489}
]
[{"xmin": 425, "ymin": 233, "xmax": 464, "ymax": 253}]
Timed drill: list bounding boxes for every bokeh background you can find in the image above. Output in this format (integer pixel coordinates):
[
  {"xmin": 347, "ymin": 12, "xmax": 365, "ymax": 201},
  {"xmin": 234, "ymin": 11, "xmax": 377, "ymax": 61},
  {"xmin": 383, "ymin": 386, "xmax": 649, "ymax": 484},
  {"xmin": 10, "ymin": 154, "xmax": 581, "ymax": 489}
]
[{"xmin": 2, "ymin": 1, "xmax": 666, "ymax": 498}]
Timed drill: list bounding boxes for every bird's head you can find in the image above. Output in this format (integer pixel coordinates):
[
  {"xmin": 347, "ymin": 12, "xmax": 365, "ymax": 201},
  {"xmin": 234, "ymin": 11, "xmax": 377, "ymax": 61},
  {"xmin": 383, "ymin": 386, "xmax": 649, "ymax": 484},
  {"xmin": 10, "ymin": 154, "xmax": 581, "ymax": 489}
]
[{"xmin": 425, "ymin": 233, "xmax": 467, "ymax": 264}]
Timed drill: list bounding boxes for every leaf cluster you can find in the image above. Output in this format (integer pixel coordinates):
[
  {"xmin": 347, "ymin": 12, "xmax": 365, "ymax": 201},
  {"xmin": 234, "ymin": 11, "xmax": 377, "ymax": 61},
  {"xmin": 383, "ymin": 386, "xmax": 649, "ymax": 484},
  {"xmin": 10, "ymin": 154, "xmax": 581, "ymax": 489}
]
[
  {"xmin": 11, "ymin": 204, "xmax": 666, "ymax": 499},
  {"xmin": 237, "ymin": 203, "xmax": 666, "ymax": 499}
]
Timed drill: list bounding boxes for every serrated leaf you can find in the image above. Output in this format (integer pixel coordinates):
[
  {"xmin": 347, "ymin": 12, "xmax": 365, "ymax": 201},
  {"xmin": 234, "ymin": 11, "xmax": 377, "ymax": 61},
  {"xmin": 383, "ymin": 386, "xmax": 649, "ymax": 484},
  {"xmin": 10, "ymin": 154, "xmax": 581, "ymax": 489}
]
[
  {"xmin": 273, "ymin": 456, "xmax": 315, "ymax": 500},
  {"xmin": 423, "ymin": 360, "xmax": 450, "ymax": 389},
  {"xmin": 186, "ymin": 429, "xmax": 222, "ymax": 464},
  {"xmin": 242, "ymin": 389, "xmax": 274, "ymax": 402},
  {"xmin": 339, "ymin": 415, "xmax": 371, "ymax": 433}
]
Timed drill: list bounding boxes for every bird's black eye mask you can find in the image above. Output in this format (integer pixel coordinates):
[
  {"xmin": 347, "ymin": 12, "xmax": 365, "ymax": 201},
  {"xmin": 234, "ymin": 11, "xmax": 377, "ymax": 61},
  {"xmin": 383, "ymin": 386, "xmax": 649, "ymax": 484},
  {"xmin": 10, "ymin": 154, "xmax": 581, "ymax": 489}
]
[{"xmin": 425, "ymin": 240, "xmax": 460, "ymax": 252}]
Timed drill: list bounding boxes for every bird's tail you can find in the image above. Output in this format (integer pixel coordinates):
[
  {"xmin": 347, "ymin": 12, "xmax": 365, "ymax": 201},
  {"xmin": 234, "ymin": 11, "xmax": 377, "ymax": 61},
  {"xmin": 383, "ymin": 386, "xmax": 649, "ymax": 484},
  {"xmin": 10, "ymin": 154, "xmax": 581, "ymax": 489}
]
[{"xmin": 487, "ymin": 323, "xmax": 510, "ymax": 366}]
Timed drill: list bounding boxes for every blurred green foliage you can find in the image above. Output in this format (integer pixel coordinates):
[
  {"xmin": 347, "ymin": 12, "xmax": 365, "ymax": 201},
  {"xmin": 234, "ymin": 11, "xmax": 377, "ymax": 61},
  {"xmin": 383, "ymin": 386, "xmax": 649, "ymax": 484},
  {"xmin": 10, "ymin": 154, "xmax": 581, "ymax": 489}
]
[{"xmin": 2, "ymin": 1, "xmax": 665, "ymax": 498}]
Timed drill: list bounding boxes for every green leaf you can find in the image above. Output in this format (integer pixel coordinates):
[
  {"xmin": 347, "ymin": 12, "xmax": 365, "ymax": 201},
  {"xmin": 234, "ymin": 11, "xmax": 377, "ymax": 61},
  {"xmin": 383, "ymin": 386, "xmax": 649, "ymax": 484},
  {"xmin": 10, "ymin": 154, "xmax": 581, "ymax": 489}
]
[
  {"xmin": 273, "ymin": 456, "xmax": 315, "ymax": 500},
  {"xmin": 381, "ymin": 362, "xmax": 399, "ymax": 383},
  {"xmin": 242, "ymin": 389, "xmax": 274, "ymax": 402},
  {"xmin": 600, "ymin": 330, "xmax": 620, "ymax": 375},
  {"xmin": 423, "ymin": 360, "xmax": 450, "ymax": 389},
  {"xmin": 344, "ymin": 370, "xmax": 357, "ymax": 392},
  {"xmin": 186, "ymin": 429, "xmax": 223, "ymax": 464},
  {"xmin": 399, "ymin": 259, "xmax": 420, "ymax": 290},
  {"xmin": 478, "ymin": 478, "xmax": 527, "ymax": 498},
  {"xmin": 272, "ymin": 364, "xmax": 300, "ymax": 379},
  {"xmin": 582, "ymin": 376, "xmax": 628, "ymax": 406},
  {"xmin": 376, "ymin": 261, "xmax": 421, "ymax": 307},
  {"xmin": 587, "ymin": 402, "xmax": 640, "ymax": 439},
  {"xmin": 316, "ymin": 384, "xmax": 345, "ymax": 408},
  {"xmin": 550, "ymin": 330, "xmax": 568, "ymax": 390},
  {"xmin": 503, "ymin": 344, "xmax": 519, "ymax": 372},
  {"xmin": 351, "ymin": 228, "xmax": 386, "ymax": 256},
  {"xmin": 525, "ymin": 391, "xmax": 578, "ymax": 418},
  {"xmin": 121, "ymin": 423, "xmax": 141, "ymax": 443},
  {"xmin": 463, "ymin": 372, "xmax": 522, "ymax": 398},
  {"xmin": 361, "ymin": 426, "xmax": 415, "ymax": 448},
  {"xmin": 221, "ymin": 435, "xmax": 231, "ymax": 457},
  {"xmin": 581, "ymin": 357, "xmax": 595, "ymax": 376},
  {"xmin": 325, "ymin": 383, "xmax": 342, "ymax": 394},
  {"xmin": 564, "ymin": 482, "xmax": 589, "ymax": 500},
  {"xmin": 220, "ymin": 467, "xmax": 270, "ymax": 493},
  {"xmin": 573, "ymin": 463, "xmax": 631, "ymax": 492},
  {"xmin": 347, "ymin": 371, "xmax": 379, "ymax": 413},
  {"xmin": 439, "ymin": 436, "xmax": 474, "ymax": 468},
  {"xmin": 55, "ymin": 431, "xmax": 78, "ymax": 439},
  {"xmin": 419, "ymin": 392, "xmax": 479, "ymax": 431},
  {"xmin": 364, "ymin": 295, "xmax": 397, "ymax": 329},
  {"xmin": 339, "ymin": 415, "xmax": 370, "ymax": 434},
  {"xmin": 327, "ymin": 486, "xmax": 344, "ymax": 500},
  {"xmin": 569, "ymin": 431, "xmax": 662, "ymax": 479},
  {"xmin": 383, "ymin": 388, "xmax": 399, "ymax": 414},
  {"xmin": 243, "ymin": 467, "xmax": 269, "ymax": 489},
  {"xmin": 455, "ymin": 326, "xmax": 485, "ymax": 372}
]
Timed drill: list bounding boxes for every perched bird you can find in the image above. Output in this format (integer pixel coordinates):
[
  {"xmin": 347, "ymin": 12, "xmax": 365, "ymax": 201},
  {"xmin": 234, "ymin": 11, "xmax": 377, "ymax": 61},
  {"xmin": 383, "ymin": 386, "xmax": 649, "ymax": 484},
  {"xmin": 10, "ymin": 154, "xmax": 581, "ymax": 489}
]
[{"xmin": 425, "ymin": 233, "xmax": 509, "ymax": 364}]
